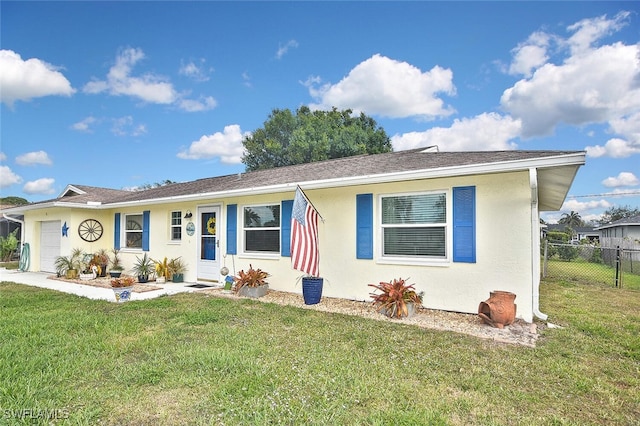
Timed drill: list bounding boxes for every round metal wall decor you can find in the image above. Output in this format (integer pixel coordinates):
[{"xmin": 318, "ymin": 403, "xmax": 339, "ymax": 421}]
[{"xmin": 78, "ymin": 219, "xmax": 103, "ymax": 242}]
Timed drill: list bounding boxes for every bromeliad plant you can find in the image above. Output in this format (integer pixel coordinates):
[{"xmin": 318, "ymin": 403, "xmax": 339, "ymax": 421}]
[
  {"xmin": 368, "ymin": 277, "xmax": 423, "ymax": 319},
  {"xmin": 233, "ymin": 264, "xmax": 269, "ymax": 293},
  {"xmin": 110, "ymin": 275, "xmax": 136, "ymax": 288}
]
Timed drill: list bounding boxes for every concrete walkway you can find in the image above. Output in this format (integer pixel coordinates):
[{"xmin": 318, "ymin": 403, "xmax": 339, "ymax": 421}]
[{"xmin": 0, "ymin": 268, "xmax": 215, "ymax": 302}]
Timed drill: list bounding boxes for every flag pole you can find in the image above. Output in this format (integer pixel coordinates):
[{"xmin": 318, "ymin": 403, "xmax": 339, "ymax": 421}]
[{"xmin": 297, "ymin": 185, "xmax": 325, "ymax": 223}]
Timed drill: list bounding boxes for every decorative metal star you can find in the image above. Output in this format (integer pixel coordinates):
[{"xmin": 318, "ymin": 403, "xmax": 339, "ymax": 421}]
[{"xmin": 62, "ymin": 221, "xmax": 69, "ymax": 237}]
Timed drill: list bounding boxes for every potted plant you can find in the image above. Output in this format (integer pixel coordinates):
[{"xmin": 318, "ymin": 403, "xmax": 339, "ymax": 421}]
[
  {"xmin": 233, "ymin": 264, "xmax": 269, "ymax": 298},
  {"xmin": 131, "ymin": 253, "xmax": 154, "ymax": 283},
  {"xmin": 110, "ymin": 275, "xmax": 136, "ymax": 302},
  {"xmin": 153, "ymin": 256, "xmax": 171, "ymax": 283},
  {"xmin": 109, "ymin": 249, "xmax": 124, "ymax": 278},
  {"xmin": 168, "ymin": 257, "xmax": 187, "ymax": 283},
  {"xmin": 368, "ymin": 277, "xmax": 423, "ymax": 319},
  {"xmin": 93, "ymin": 249, "xmax": 110, "ymax": 277},
  {"xmin": 54, "ymin": 247, "xmax": 83, "ymax": 279}
]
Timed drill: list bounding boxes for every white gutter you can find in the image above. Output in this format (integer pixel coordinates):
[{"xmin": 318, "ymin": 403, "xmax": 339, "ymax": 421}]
[
  {"xmin": 530, "ymin": 168, "xmax": 548, "ymax": 321},
  {"xmin": 2, "ymin": 213, "xmax": 25, "ymax": 251}
]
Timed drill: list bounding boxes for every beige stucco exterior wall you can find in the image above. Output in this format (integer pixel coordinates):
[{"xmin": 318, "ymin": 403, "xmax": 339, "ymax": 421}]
[
  {"xmin": 216, "ymin": 171, "xmax": 534, "ymax": 321},
  {"xmin": 20, "ymin": 170, "xmax": 536, "ymax": 321},
  {"xmin": 23, "ymin": 208, "xmax": 113, "ymax": 271}
]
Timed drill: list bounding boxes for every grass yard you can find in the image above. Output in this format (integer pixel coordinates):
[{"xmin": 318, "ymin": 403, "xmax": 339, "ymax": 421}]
[
  {"xmin": 544, "ymin": 258, "xmax": 640, "ymax": 290},
  {"xmin": 0, "ymin": 280, "xmax": 638, "ymax": 425}
]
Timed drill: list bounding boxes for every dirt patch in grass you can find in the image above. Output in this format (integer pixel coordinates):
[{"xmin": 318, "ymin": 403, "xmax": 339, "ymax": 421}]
[
  {"xmin": 200, "ymin": 287, "xmax": 540, "ymax": 347},
  {"xmin": 48, "ymin": 276, "xmax": 161, "ymax": 293}
]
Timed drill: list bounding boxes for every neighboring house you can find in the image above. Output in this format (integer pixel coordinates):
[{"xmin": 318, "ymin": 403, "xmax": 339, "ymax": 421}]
[
  {"xmin": 543, "ymin": 224, "xmax": 599, "ymax": 243},
  {"xmin": 596, "ymin": 215, "xmax": 640, "ymax": 250},
  {"xmin": 2, "ymin": 148, "xmax": 585, "ymax": 322}
]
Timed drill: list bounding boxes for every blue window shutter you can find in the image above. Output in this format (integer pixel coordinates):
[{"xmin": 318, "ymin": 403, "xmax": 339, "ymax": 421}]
[
  {"xmin": 142, "ymin": 210, "xmax": 150, "ymax": 251},
  {"xmin": 114, "ymin": 213, "xmax": 121, "ymax": 249},
  {"xmin": 356, "ymin": 193, "xmax": 374, "ymax": 259},
  {"xmin": 226, "ymin": 204, "xmax": 237, "ymax": 255},
  {"xmin": 281, "ymin": 200, "xmax": 293, "ymax": 257},
  {"xmin": 453, "ymin": 186, "xmax": 476, "ymax": 263}
]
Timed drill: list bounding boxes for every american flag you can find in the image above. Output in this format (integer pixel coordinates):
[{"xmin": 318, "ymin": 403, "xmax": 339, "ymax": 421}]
[{"xmin": 291, "ymin": 186, "xmax": 320, "ymax": 277}]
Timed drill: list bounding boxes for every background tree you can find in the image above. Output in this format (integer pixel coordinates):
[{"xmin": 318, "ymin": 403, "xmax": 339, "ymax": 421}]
[
  {"xmin": 558, "ymin": 210, "xmax": 584, "ymax": 228},
  {"xmin": 0, "ymin": 196, "xmax": 29, "ymax": 206},
  {"xmin": 597, "ymin": 205, "xmax": 640, "ymax": 225},
  {"xmin": 242, "ymin": 106, "xmax": 392, "ymax": 171}
]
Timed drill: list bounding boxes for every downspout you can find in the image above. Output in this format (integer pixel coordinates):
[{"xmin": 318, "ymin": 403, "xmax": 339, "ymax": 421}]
[
  {"xmin": 2, "ymin": 213, "xmax": 25, "ymax": 250},
  {"xmin": 529, "ymin": 168, "xmax": 548, "ymax": 321}
]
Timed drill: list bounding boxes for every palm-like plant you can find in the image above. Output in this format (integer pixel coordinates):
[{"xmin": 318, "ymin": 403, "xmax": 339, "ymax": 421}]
[
  {"xmin": 233, "ymin": 264, "xmax": 269, "ymax": 293},
  {"xmin": 368, "ymin": 277, "xmax": 423, "ymax": 319}
]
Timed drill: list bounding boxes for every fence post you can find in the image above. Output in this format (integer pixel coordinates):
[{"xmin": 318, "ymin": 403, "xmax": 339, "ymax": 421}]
[
  {"xmin": 615, "ymin": 246, "xmax": 620, "ymax": 288},
  {"xmin": 543, "ymin": 239, "xmax": 548, "ymax": 278}
]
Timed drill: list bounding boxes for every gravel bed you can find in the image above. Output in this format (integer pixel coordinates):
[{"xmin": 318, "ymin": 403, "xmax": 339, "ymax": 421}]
[{"xmin": 201, "ymin": 287, "xmax": 540, "ymax": 347}]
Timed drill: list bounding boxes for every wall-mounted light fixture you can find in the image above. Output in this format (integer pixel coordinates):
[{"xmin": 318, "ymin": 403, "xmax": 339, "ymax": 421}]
[{"xmin": 184, "ymin": 210, "xmax": 193, "ymax": 219}]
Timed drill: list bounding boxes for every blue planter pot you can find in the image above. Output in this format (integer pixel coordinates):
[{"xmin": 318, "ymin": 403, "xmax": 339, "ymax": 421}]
[{"xmin": 302, "ymin": 277, "xmax": 323, "ymax": 305}]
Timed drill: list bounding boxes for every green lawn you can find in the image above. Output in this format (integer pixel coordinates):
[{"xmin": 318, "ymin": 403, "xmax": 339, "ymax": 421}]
[
  {"xmin": 0, "ymin": 280, "xmax": 638, "ymax": 425},
  {"xmin": 544, "ymin": 258, "xmax": 640, "ymax": 290}
]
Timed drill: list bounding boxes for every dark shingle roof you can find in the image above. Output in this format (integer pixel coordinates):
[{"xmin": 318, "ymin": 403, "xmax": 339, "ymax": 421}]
[{"xmin": 26, "ymin": 148, "xmax": 585, "ymax": 207}]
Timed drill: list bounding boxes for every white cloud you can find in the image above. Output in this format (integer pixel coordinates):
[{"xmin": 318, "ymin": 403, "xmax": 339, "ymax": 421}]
[
  {"xmin": 585, "ymin": 137, "xmax": 640, "ymax": 158},
  {"xmin": 391, "ymin": 113, "xmax": 521, "ymax": 151},
  {"xmin": 0, "ymin": 152, "xmax": 6, "ymax": 162},
  {"xmin": 0, "ymin": 166, "xmax": 22, "ymax": 188},
  {"xmin": 566, "ymin": 11, "xmax": 630, "ymax": 56},
  {"xmin": 242, "ymin": 71, "xmax": 252, "ymax": 88},
  {"xmin": 562, "ymin": 198, "xmax": 612, "ymax": 212},
  {"xmin": 0, "ymin": 50, "xmax": 75, "ymax": 107},
  {"xmin": 177, "ymin": 96, "xmax": 217, "ymax": 112},
  {"xmin": 501, "ymin": 13, "xmax": 640, "ymax": 138},
  {"xmin": 83, "ymin": 48, "xmax": 218, "ymax": 112},
  {"xmin": 276, "ymin": 40, "xmax": 299, "ymax": 59},
  {"xmin": 508, "ymin": 31, "xmax": 552, "ymax": 77},
  {"xmin": 179, "ymin": 59, "xmax": 211, "ymax": 82},
  {"xmin": 83, "ymin": 47, "xmax": 177, "ymax": 104},
  {"xmin": 23, "ymin": 178, "xmax": 55, "ymax": 195},
  {"xmin": 71, "ymin": 116, "xmax": 98, "ymax": 133},
  {"xmin": 307, "ymin": 54, "xmax": 456, "ymax": 120},
  {"xmin": 16, "ymin": 151, "xmax": 52, "ymax": 166},
  {"xmin": 601, "ymin": 172, "xmax": 639, "ymax": 188},
  {"xmin": 111, "ymin": 116, "xmax": 147, "ymax": 137},
  {"xmin": 177, "ymin": 124, "xmax": 249, "ymax": 164}
]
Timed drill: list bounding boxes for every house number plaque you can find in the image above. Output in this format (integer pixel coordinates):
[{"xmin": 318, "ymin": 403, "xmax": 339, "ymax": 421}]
[{"xmin": 186, "ymin": 221, "xmax": 195, "ymax": 236}]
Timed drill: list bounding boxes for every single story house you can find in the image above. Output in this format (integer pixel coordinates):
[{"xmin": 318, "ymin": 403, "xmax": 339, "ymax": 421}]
[
  {"xmin": 596, "ymin": 214, "xmax": 640, "ymax": 251},
  {"xmin": 2, "ymin": 148, "xmax": 585, "ymax": 322}
]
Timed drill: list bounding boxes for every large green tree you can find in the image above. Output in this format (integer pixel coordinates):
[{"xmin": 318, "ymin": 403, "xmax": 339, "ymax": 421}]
[
  {"xmin": 242, "ymin": 106, "xmax": 392, "ymax": 171},
  {"xmin": 598, "ymin": 205, "xmax": 640, "ymax": 225}
]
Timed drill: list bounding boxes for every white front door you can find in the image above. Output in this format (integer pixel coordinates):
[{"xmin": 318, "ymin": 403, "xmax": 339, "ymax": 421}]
[
  {"xmin": 40, "ymin": 220, "xmax": 61, "ymax": 273},
  {"xmin": 197, "ymin": 206, "xmax": 220, "ymax": 282}
]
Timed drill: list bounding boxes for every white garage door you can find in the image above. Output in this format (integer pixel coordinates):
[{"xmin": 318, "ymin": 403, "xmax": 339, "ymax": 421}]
[{"xmin": 40, "ymin": 221, "xmax": 61, "ymax": 273}]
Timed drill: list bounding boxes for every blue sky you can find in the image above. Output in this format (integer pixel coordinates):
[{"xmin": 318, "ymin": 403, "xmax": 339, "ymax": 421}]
[{"xmin": 1, "ymin": 1, "xmax": 639, "ymax": 224}]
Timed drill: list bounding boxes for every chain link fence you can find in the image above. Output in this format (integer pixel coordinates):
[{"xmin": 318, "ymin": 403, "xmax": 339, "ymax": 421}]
[{"xmin": 541, "ymin": 241, "xmax": 640, "ymax": 288}]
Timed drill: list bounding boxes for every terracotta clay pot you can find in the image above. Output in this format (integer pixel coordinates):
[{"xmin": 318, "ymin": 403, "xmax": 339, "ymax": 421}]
[{"xmin": 478, "ymin": 290, "xmax": 517, "ymax": 329}]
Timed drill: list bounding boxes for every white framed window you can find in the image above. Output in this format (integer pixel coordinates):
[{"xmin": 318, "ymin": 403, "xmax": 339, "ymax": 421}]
[
  {"xmin": 170, "ymin": 211, "xmax": 182, "ymax": 241},
  {"xmin": 125, "ymin": 213, "xmax": 143, "ymax": 249},
  {"xmin": 380, "ymin": 191, "xmax": 447, "ymax": 259},
  {"xmin": 242, "ymin": 204, "xmax": 280, "ymax": 254}
]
